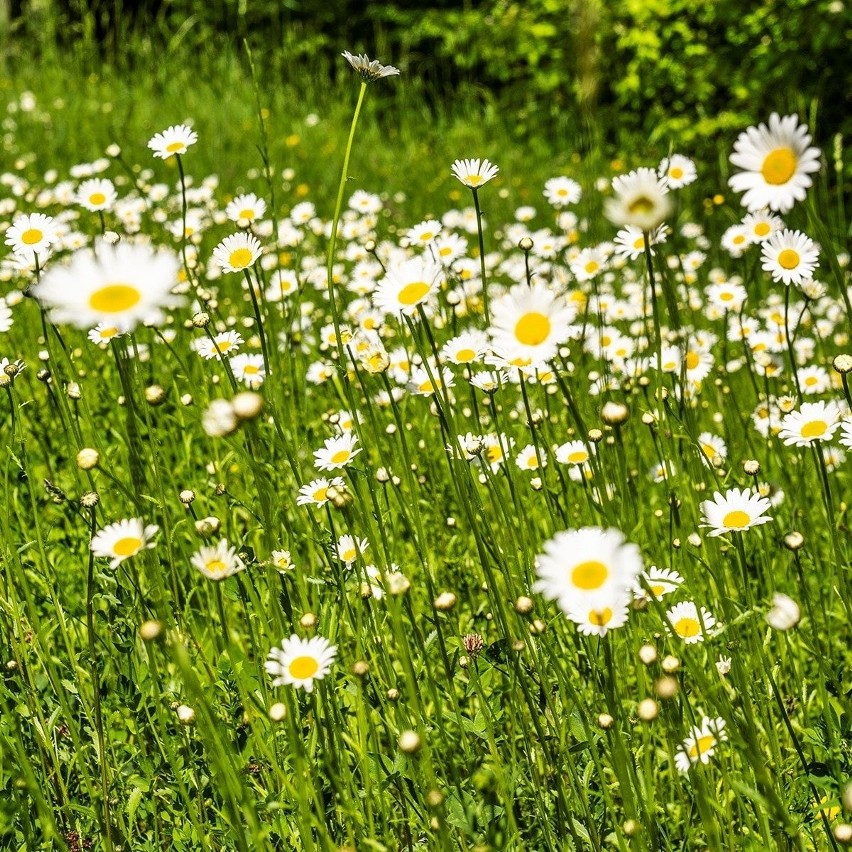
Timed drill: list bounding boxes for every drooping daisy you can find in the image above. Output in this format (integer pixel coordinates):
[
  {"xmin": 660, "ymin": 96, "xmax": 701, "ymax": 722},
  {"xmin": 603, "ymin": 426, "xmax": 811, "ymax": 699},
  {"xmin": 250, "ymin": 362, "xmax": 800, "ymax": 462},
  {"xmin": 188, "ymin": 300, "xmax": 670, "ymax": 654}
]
[
  {"xmin": 778, "ymin": 400, "xmax": 842, "ymax": 446},
  {"xmin": 230, "ymin": 353, "xmax": 266, "ymax": 387},
  {"xmin": 91, "ymin": 518, "xmax": 158, "ymax": 569},
  {"xmin": 658, "ymin": 155, "xmax": 697, "ymax": 189},
  {"xmin": 489, "ymin": 282, "xmax": 575, "ymax": 364},
  {"xmin": 313, "ymin": 433, "xmax": 361, "ymax": 471},
  {"xmin": 265, "ymin": 634, "xmax": 337, "ymax": 692},
  {"xmin": 76, "ymin": 178, "xmax": 117, "ymax": 212},
  {"xmin": 555, "ymin": 440, "xmax": 593, "ymax": 466},
  {"xmin": 543, "ymin": 176, "xmax": 582, "ymax": 207},
  {"xmin": 297, "ymin": 476, "xmax": 346, "ymax": 507},
  {"xmin": 212, "ymin": 233, "xmax": 262, "ymax": 274},
  {"xmin": 700, "ymin": 487, "xmax": 772, "ymax": 536},
  {"xmin": 194, "ymin": 330, "xmax": 244, "ymax": 360},
  {"xmin": 760, "ymin": 229, "xmax": 819, "ymax": 286},
  {"xmin": 728, "ymin": 113, "xmax": 821, "ymax": 213},
  {"xmin": 605, "ymin": 168, "xmax": 671, "ymax": 231},
  {"xmin": 534, "ymin": 526, "xmax": 643, "ymax": 614},
  {"xmin": 341, "ymin": 51, "xmax": 400, "ymax": 83},
  {"xmin": 191, "ymin": 539, "xmax": 246, "ymax": 580},
  {"xmin": 441, "ymin": 330, "xmax": 489, "ymax": 366},
  {"xmin": 674, "ymin": 716, "xmax": 727, "ymax": 773},
  {"xmin": 147, "ymin": 124, "xmax": 198, "ymax": 159},
  {"xmin": 336, "ymin": 534, "xmax": 369, "ymax": 567},
  {"xmin": 666, "ymin": 601, "xmax": 718, "ymax": 644},
  {"xmin": 372, "ymin": 256, "xmax": 442, "ymax": 316},
  {"xmin": 30, "ymin": 242, "xmax": 181, "ymax": 330},
  {"xmin": 450, "ymin": 158, "xmax": 500, "ymax": 188},
  {"xmin": 469, "ymin": 370, "xmax": 507, "ymax": 394},
  {"xmin": 5, "ymin": 212, "xmax": 59, "ymax": 258},
  {"xmin": 225, "ymin": 193, "xmax": 267, "ymax": 224},
  {"xmin": 634, "ymin": 566, "xmax": 683, "ymax": 600}
]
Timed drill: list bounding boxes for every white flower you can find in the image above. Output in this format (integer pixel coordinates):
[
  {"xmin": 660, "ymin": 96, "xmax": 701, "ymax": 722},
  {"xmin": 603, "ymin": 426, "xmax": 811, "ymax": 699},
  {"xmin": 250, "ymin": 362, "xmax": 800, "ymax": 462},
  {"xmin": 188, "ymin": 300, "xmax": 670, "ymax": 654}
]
[
  {"xmin": 760, "ymin": 229, "xmax": 819, "ymax": 286},
  {"xmin": 212, "ymin": 233, "xmax": 262, "ymax": 274},
  {"xmin": 341, "ymin": 51, "xmax": 400, "ymax": 82},
  {"xmin": 675, "ymin": 717, "xmax": 727, "ymax": 772},
  {"xmin": 265, "ymin": 635, "xmax": 337, "ymax": 692},
  {"xmin": 700, "ymin": 487, "xmax": 772, "ymax": 536},
  {"xmin": 91, "ymin": 518, "xmax": 158, "ymax": 568},
  {"xmin": 666, "ymin": 601, "xmax": 718, "ymax": 644},
  {"xmin": 147, "ymin": 124, "xmax": 198, "ymax": 159},
  {"xmin": 605, "ymin": 168, "xmax": 671, "ymax": 231},
  {"xmin": 451, "ymin": 158, "xmax": 500, "ymax": 189},
  {"xmin": 543, "ymin": 176, "xmax": 582, "ymax": 207},
  {"xmin": 5, "ymin": 212, "xmax": 59, "ymax": 258},
  {"xmin": 766, "ymin": 593, "xmax": 800, "ymax": 631},
  {"xmin": 191, "ymin": 540, "xmax": 246, "ymax": 580},
  {"xmin": 778, "ymin": 400, "xmax": 841, "ymax": 446},
  {"xmin": 313, "ymin": 433, "xmax": 361, "ymax": 471}
]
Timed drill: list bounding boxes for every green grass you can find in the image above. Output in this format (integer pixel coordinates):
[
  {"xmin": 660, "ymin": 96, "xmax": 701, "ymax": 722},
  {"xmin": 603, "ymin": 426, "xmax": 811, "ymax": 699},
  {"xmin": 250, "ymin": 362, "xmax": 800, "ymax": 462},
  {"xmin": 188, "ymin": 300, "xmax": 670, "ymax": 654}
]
[{"xmin": 0, "ymin": 29, "xmax": 851, "ymax": 852}]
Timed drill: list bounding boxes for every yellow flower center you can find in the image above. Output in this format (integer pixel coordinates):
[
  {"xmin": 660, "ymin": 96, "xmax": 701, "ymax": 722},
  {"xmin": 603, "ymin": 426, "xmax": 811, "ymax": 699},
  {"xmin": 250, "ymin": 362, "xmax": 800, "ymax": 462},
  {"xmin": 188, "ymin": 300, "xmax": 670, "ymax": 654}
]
[
  {"xmin": 113, "ymin": 536, "xmax": 142, "ymax": 557},
  {"xmin": 588, "ymin": 608, "xmax": 612, "ymax": 626},
  {"xmin": 239, "ymin": 208, "xmax": 255, "ymax": 220},
  {"xmin": 777, "ymin": 249, "xmax": 800, "ymax": 270},
  {"xmin": 205, "ymin": 559, "xmax": 227, "ymax": 576},
  {"xmin": 722, "ymin": 510, "xmax": 751, "ymax": 529},
  {"xmin": 89, "ymin": 192, "xmax": 107, "ymax": 206},
  {"xmin": 418, "ymin": 232, "xmax": 434, "ymax": 242},
  {"xmin": 216, "ymin": 340, "xmax": 236, "ymax": 353},
  {"xmin": 288, "ymin": 656, "xmax": 319, "ymax": 679},
  {"xmin": 229, "ymin": 247, "xmax": 254, "ymax": 269},
  {"xmin": 650, "ymin": 584, "xmax": 666, "ymax": 597},
  {"xmin": 89, "ymin": 284, "xmax": 141, "ymax": 314},
  {"xmin": 165, "ymin": 141, "xmax": 185, "ymax": 153},
  {"xmin": 567, "ymin": 450, "xmax": 588, "ymax": 463},
  {"xmin": 733, "ymin": 234, "xmax": 746, "ymax": 245},
  {"xmin": 455, "ymin": 348, "xmax": 476, "ymax": 363},
  {"xmin": 99, "ymin": 327, "xmax": 118, "ymax": 339},
  {"xmin": 398, "ymin": 281, "xmax": 430, "ymax": 306},
  {"xmin": 342, "ymin": 548, "xmax": 356, "ymax": 562},
  {"xmin": 515, "ymin": 311, "xmax": 551, "ymax": 346},
  {"xmin": 760, "ymin": 147, "xmax": 797, "ymax": 185},
  {"xmin": 804, "ymin": 376, "xmax": 817, "ymax": 386},
  {"xmin": 243, "ymin": 364, "xmax": 260, "ymax": 375},
  {"xmin": 330, "ymin": 450, "xmax": 350, "ymax": 465},
  {"xmin": 418, "ymin": 380, "xmax": 434, "ymax": 393},
  {"xmin": 674, "ymin": 617, "xmax": 700, "ymax": 638},
  {"xmin": 628, "ymin": 195, "xmax": 655, "ymax": 215},
  {"xmin": 754, "ymin": 222, "xmax": 770, "ymax": 237},
  {"xmin": 669, "ymin": 167, "xmax": 684, "ymax": 180},
  {"xmin": 486, "ymin": 446, "xmax": 502, "ymax": 463},
  {"xmin": 21, "ymin": 228, "xmax": 43, "ymax": 245},
  {"xmin": 633, "ymin": 237, "xmax": 645, "ymax": 250},
  {"xmin": 801, "ymin": 420, "xmax": 827, "ymax": 438},
  {"xmin": 439, "ymin": 246, "xmax": 452, "ymax": 256},
  {"xmin": 584, "ymin": 261, "xmax": 599, "ymax": 274},
  {"xmin": 685, "ymin": 351, "xmax": 701, "ymax": 370},
  {"xmin": 314, "ymin": 487, "xmax": 329, "ymax": 502},
  {"xmin": 466, "ymin": 175, "xmax": 483, "ymax": 186},
  {"xmin": 687, "ymin": 734, "xmax": 716, "ymax": 759},
  {"xmin": 720, "ymin": 292, "xmax": 734, "ymax": 301},
  {"xmin": 701, "ymin": 443, "xmax": 717, "ymax": 459},
  {"xmin": 571, "ymin": 560, "xmax": 609, "ymax": 591}
]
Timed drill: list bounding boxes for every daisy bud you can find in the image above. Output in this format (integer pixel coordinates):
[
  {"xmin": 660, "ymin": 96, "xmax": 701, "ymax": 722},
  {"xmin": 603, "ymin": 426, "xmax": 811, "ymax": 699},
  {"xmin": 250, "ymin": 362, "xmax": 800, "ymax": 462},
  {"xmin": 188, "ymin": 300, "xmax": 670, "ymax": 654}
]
[
  {"xmin": 66, "ymin": 382, "xmax": 82, "ymax": 400},
  {"xmin": 529, "ymin": 619, "xmax": 547, "ymax": 635},
  {"xmin": 139, "ymin": 620, "xmax": 162, "ymax": 642},
  {"xmin": 588, "ymin": 428, "xmax": 603, "ymax": 443},
  {"xmin": 833, "ymin": 354, "xmax": 852, "ymax": 375},
  {"xmin": 638, "ymin": 698, "xmax": 658, "ymax": 721},
  {"xmin": 103, "ymin": 230, "xmax": 120, "ymax": 245},
  {"xmin": 192, "ymin": 311, "xmax": 210, "ymax": 328},
  {"xmin": 386, "ymin": 688, "xmax": 400, "ymax": 701},
  {"xmin": 767, "ymin": 593, "xmax": 800, "ymax": 631},
  {"xmin": 176, "ymin": 704, "xmax": 196, "ymax": 726},
  {"xmin": 783, "ymin": 531, "xmax": 804, "ymax": 551},
  {"xmin": 597, "ymin": 713, "xmax": 614, "ymax": 730},
  {"xmin": 662, "ymin": 655, "xmax": 680, "ymax": 674},
  {"xmin": 835, "ymin": 825, "xmax": 852, "ymax": 846},
  {"xmin": 37, "ymin": 369, "xmax": 51, "ymax": 383},
  {"xmin": 106, "ymin": 143, "xmax": 121, "ymax": 157},
  {"xmin": 181, "ymin": 394, "xmax": 193, "ymax": 406},
  {"xmin": 145, "ymin": 384, "xmax": 165, "ymax": 405},
  {"xmin": 351, "ymin": 660, "xmax": 369, "ymax": 677},
  {"xmin": 202, "ymin": 399, "xmax": 238, "ymax": 437},
  {"xmin": 458, "ymin": 655, "xmax": 469, "ymax": 669},
  {"xmin": 426, "ymin": 789, "xmax": 444, "ymax": 808},
  {"xmin": 300, "ymin": 612, "xmax": 317, "ymax": 629},
  {"xmin": 446, "ymin": 517, "xmax": 456, "ymax": 528},
  {"xmin": 76, "ymin": 448, "xmax": 100, "ymax": 470},
  {"xmin": 638, "ymin": 644, "xmax": 657, "ymax": 665},
  {"xmin": 385, "ymin": 572, "xmax": 410, "ymax": 596},
  {"xmin": 268, "ymin": 702, "xmax": 287, "ymax": 722},
  {"xmin": 364, "ymin": 239, "xmax": 376, "ymax": 252},
  {"xmin": 232, "ymin": 391, "xmax": 263, "ymax": 421},
  {"xmin": 433, "ymin": 592, "xmax": 457, "ymax": 611},
  {"xmin": 601, "ymin": 401, "xmax": 629, "ymax": 425},
  {"xmin": 518, "ymin": 237, "xmax": 534, "ymax": 251},
  {"xmin": 530, "ymin": 477, "xmax": 543, "ymax": 491},
  {"xmin": 179, "ymin": 489, "xmax": 195, "ymax": 505},
  {"xmin": 398, "ymin": 730, "xmax": 421, "ymax": 754},
  {"xmin": 655, "ymin": 676, "xmax": 679, "ymax": 699},
  {"xmin": 641, "ymin": 412, "xmax": 656, "ymax": 426},
  {"xmin": 375, "ymin": 467, "xmax": 390, "ymax": 483},
  {"xmin": 514, "ymin": 595, "xmax": 534, "ymax": 614},
  {"xmin": 80, "ymin": 491, "xmax": 99, "ymax": 509},
  {"xmin": 195, "ymin": 516, "xmax": 220, "ymax": 537},
  {"xmin": 687, "ymin": 533, "xmax": 702, "ymax": 547}
]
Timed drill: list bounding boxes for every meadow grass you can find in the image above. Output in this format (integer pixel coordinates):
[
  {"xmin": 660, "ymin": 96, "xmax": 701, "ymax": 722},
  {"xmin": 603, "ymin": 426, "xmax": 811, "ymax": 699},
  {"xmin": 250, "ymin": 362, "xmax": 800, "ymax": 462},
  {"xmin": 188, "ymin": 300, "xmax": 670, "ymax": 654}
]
[{"xmin": 0, "ymin": 37, "xmax": 851, "ymax": 852}]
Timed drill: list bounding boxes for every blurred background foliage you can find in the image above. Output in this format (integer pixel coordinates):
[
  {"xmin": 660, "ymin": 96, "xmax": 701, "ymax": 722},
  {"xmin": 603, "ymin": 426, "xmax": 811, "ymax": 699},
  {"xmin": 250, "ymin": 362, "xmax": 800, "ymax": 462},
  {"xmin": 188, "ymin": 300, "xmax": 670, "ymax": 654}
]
[{"xmin": 2, "ymin": 0, "xmax": 851, "ymax": 154}]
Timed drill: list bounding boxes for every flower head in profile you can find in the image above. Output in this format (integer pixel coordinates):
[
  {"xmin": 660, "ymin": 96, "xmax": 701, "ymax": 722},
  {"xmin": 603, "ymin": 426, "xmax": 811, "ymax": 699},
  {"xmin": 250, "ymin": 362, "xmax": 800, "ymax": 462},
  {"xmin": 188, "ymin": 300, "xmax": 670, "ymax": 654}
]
[
  {"xmin": 728, "ymin": 113, "xmax": 821, "ymax": 213},
  {"xmin": 341, "ymin": 51, "xmax": 400, "ymax": 83},
  {"xmin": 451, "ymin": 158, "xmax": 500, "ymax": 189},
  {"xmin": 191, "ymin": 539, "xmax": 246, "ymax": 581},
  {"xmin": 605, "ymin": 167, "xmax": 671, "ymax": 231},
  {"xmin": 675, "ymin": 716, "xmax": 727, "ymax": 773},
  {"xmin": 147, "ymin": 124, "xmax": 198, "ymax": 159},
  {"xmin": 91, "ymin": 518, "xmax": 158, "ymax": 569},
  {"xmin": 700, "ymin": 487, "xmax": 772, "ymax": 536},
  {"xmin": 265, "ymin": 634, "xmax": 337, "ymax": 692}
]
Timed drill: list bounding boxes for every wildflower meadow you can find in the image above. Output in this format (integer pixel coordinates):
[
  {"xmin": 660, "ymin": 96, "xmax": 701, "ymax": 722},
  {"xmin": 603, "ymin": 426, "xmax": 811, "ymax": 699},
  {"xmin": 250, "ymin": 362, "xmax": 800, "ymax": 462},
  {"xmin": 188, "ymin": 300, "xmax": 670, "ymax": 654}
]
[{"xmin": 0, "ymin": 6, "xmax": 851, "ymax": 851}]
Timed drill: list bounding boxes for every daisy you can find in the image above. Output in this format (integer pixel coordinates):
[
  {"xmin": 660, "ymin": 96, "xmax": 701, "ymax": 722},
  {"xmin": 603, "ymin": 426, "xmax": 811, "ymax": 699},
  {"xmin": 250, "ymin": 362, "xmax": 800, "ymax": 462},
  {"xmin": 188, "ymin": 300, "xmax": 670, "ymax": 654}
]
[
  {"xmin": 441, "ymin": 330, "xmax": 489, "ymax": 366},
  {"xmin": 778, "ymin": 401, "xmax": 842, "ymax": 446},
  {"xmin": 87, "ymin": 322, "xmax": 126, "ymax": 344},
  {"xmin": 515, "ymin": 444, "xmax": 545, "ymax": 472},
  {"xmin": 470, "ymin": 370, "xmax": 507, "ymax": 394},
  {"xmin": 372, "ymin": 256, "xmax": 442, "ymax": 316},
  {"xmin": 212, "ymin": 233, "xmax": 262, "ymax": 274},
  {"xmin": 489, "ymin": 282, "xmax": 575, "ymax": 364},
  {"xmin": 635, "ymin": 566, "xmax": 683, "ymax": 600},
  {"xmin": 0, "ymin": 300, "xmax": 12, "ymax": 333},
  {"xmin": 697, "ymin": 432, "xmax": 727, "ymax": 466},
  {"xmin": 839, "ymin": 420, "xmax": 852, "ymax": 449},
  {"xmin": 720, "ymin": 225, "xmax": 751, "ymax": 258},
  {"xmin": 534, "ymin": 526, "xmax": 643, "ymax": 614},
  {"xmin": 191, "ymin": 539, "xmax": 246, "ymax": 580},
  {"xmin": 543, "ymin": 176, "xmax": 582, "ymax": 207},
  {"xmin": 706, "ymin": 281, "xmax": 747, "ymax": 312},
  {"xmin": 612, "ymin": 224, "xmax": 668, "ymax": 261},
  {"xmin": 605, "ymin": 168, "xmax": 671, "ymax": 231},
  {"xmin": 554, "ymin": 440, "xmax": 593, "ymax": 466},
  {"xmin": 658, "ymin": 155, "xmax": 696, "ymax": 189},
  {"xmin": 481, "ymin": 433, "xmax": 515, "ymax": 472},
  {"xmin": 567, "ymin": 602, "xmax": 631, "ymax": 637},
  {"xmin": 147, "ymin": 124, "xmax": 198, "ymax": 159},
  {"xmin": 434, "ymin": 233, "xmax": 468, "ymax": 264},
  {"xmin": 760, "ymin": 229, "xmax": 819, "ymax": 286},
  {"xmin": 313, "ymin": 433, "xmax": 361, "ymax": 471},
  {"xmin": 5, "ymin": 212, "xmax": 59, "ymax": 258},
  {"xmin": 76, "ymin": 178, "xmax": 116, "ymax": 212},
  {"xmin": 91, "ymin": 518, "xmax": 158, "ymax": 569},
  {"xmin": 265, "ymin": 635, "xmax": 337, "ymax": 692},
  {"xmin": 797, "ymin": 365, "xmax": 831, "ymax": 395},
  {"xmin": 230, "ymin": 353, "xmax": 266, "ymax": 387},
  {"xmin": 407, "ymin": 365, "xmax": 455, "ymax": 397},
  {"xmin": 336, "ymin": 535, "xmax": 369, "ymax": 566},
  {"xmin": 728, "ymin": 113, "xmax": 821, "ymax": 213},
  {"xmin": 406, "ymin": 219, "xmax": 442, "ymax": 246},
  {"xmin": 741, "ymin": 211, "xmax": 784, "ymax": 243},
  {"xmin": 700, "ymin": 487, "xmax": 772, "ymax": 536},
  {"xmin": 675, "ymin": 717, "xmax": 727, "ymax": 773},
  {"xmin": 666, "ymin": 601, "xmax": 718, "ymax": 644},
  {"xmin": 225, "ymin": 193, "xmax": 267, "ymax": 224},
  {"xmin": 271, "ymin": 550, "xmax": 294, "ymax": 572},
  {"xmin": 570, "ymin": 246, "xmax": 608, "ymax": 282},
  {"xmin": 195, "ymin": 330, "xmax": 244, "ymax": 360},
  {"xmin": 451, "ymin": 158, "xmax": 500, "ymax": 188},
  {"xmin": 297, "ymin": 476, "xmax": 345, "ymax": 507},
  {"xmin": 341, "ymin": 51, "xmax": 400, "ymax": 82},
  {"xmin": 30, "ymin": 242, "xmax": 181, "ymax": 331}
]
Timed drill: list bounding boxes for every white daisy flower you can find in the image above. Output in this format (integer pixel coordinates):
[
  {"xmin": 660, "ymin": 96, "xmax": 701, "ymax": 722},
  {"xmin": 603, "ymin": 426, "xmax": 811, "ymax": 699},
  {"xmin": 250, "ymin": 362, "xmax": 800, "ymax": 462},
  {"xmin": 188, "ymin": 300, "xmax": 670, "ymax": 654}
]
[
  {"xmin": 341, "ymin": 51, "xmax": 400, "ymax": 82},
  {"xmin": 313, "ymin": 433, "xmax": 361, "ymax": 471},
  {"xmin": 658, "ymin": 155, "xmax": 696, "ymax": 189},
  {"xmin": 760, "ymin": 229, "xmax": 819, "ymax": 286},
  {"xmin": 543, "ymin": 176, "xmax": 582, "ymax": 207},
  {"xmin": 212, "ymin": 232, "xmax": 262, "ymax": 274},
  {"xmin": 265, "ymin": 634, "xmax": 337, "ymax": 692},
  {"xmin": 91, "ymin": 518, "xmax": 158, "ymax": 569},
  {"xmin": 297, "ymin": 476, "xmax": 346, "ymax": 507},
  {"xmin": 191, "ymin": 539, "xmax": 246, "ymax": 580},
  {"xmin": 741, "ymin": 210, "xmax": 784, "ymax": 243},
  {"xmin": 515, "ymin": 444, "xmax": 546, "ymax": 472},
  {"xmin": 778, "ymin": 400, "xmax": 842, "ymax": 446},
  {"xmin": 605, "ymin": 168, "xmax": 671, "ymax": 231},
  {"xmin": 675, "ymin": 716, "xmax": 727, "ymax": 772},
  {"xmin": 700, "ymin": 487, "xmax": 772, "ymax": 536},
  {"xmin": 450, "ymin": 158, "xmax": 500, "ymax": 188},
  {"xmin": 225, "ymin": 193, "xmax": 267, "ymax": 224},
  {"xmin": 147, "ymin": 124, "xmax": 198, "ymax": 159},
  {"xmin": 635, "ymin": 566, "xmax": 683, "ymax": 600},
  {"xmin": 5, "ymin": 212, "xmax": 59, "ymax": 258},
  {"xmin": 76, "ymin": 178, "xmax": 117, "ymax": 212},
  {"xmin": 567, "ymin": 602, "xmax": 631, "ymax": 637},
  {"xmin": 612, "ymin": 224, "xmax": 668, "ymax": 261},
  {"xmin": 194, "ymin": 330, "xmax": 244, "ymax": 360},
  {"xmin": 406, "ymin": 219, "xmax": 442, "ymax": 246},
  {"xmin": 440, "ymin": 330, "xmax": 490, "ymax": 366},
  {"xmin": 336, "ymin": 534, "xmax": 369, "ymax": 566},
  {"xmin": 230, "ymin": 353, "xmax": 265, "ymax": 387},
  {"xmin": 666, "ymin": 601, "xmax": 718, "ymax": 644},
  {"xmin": 372, "ymin": 256, "xmax": 442, "ymax": 316},
  {"xmin": 555, "ymin": 439, "xmax": 593, "ymax": 466}
]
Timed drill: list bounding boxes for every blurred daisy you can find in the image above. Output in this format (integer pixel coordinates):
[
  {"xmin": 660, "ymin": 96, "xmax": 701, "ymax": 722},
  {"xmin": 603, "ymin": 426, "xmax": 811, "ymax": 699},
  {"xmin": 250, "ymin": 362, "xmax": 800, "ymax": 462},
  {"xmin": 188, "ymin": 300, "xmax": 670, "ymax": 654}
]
[
  {"xmin": 195, "ymin": 330, "xmax": 244, "ymax": 360},
  {"xmin": 613, "ymin": 224, "xmax": 668, "ymax": 260},
  {"xmin": 76, "ymin": 178, "xmax": 116, "ymax": 212},
  {"xmin": 797, "ymin": 365, "xmax": 830, "ymax": 395},
  {"xmin": 87, "ymin": 322, "xmax": 126, "ymax": 344},
  {"xmin": 313, "ymin": 433, "xmax": 361, "ymax": 471},
  {"xmin": 31, "ymin": 242, "xmax": 180, "ymax": 330},
  {"xmin": 778, "ymin": 400, "xmax": 842, "ymax": 446},
  {"xmin": 434, "ymin": 232, "xmax": 468, "ymax": 264},
  {"xmin": 666, "ymin": 601, "xmax": 717, "ymax": 644},
  {"xmin": 570, "ymin": 246, "xmax": 607, "ymax": 281},
  {"xmin": 5, "ymin": 212, "xmax": 59, "ymax": 258},
  {"xmin": 225, "ymin": 193, "xmax": 267, "ymax": 224},
  {"xmin": 147, "ymin": 124, "xmax": 198, "ymax": 159},
  {"xmin": 230, "ymin": 353, "xmax": 266, "ymax": 387},
  {"xmin": 341, "ymin": 51, "xmax": 400, "ymax": 82},
  {"xmin": 297, "ymin": 476, "xmax": 345, "ymax": 507},
  {"xmin": 635, "ymin": 566, "xmax": 683, "ymax": 600},
  {"xmin": 658, "ymin": 155, "xmax": 696, "ymax": 189},
  {"xmin": 482, "ymin": 432, "xmax": 515, "ymax": 472},
  {"xmin": 373, "ymin": 256, "xmax": 441, "ymax": 316},
  {"xmin": 760, "ymin": 229, "xmax": 818, "ymax": 286},
  {"xmin": 407, "ymin": 365, "xmax": 455, "ymax": 396},
  {"xmin": 839, "ymin": 420, "xmax": 852, "ymax": 449},
  {"xmin": 555, "ymin": 440, "xmax": 593, "ymax": 466},
  {"xmin": 721, "ymin": 225, "xmax": 751, "ymax": 258},
  {"xmin": 191, "ymin": 539, "xmax": 246, "ymax": 580},
  {"xmin": 534, "ymin": 526, "xmax": 643, "ymax": 613},
  {"xmin": 212, "ymin": 233, "xmax": 262, "ymax": 274},
  {"xmin": 742, "ymin": 210, "xmax": 784, "ymax": 243},
  {"xmin": 605, "ymin": 168, "xmax": 671, "ymax": 231},
  {"xmin": 265, "ymin": 634, "xmax": 337, "ymax": 692},
  {"xmin": 91, "ymin": 518, "xmax": 158, "ymax": 569},
  {"xmin": 568, "ymin": 602, "xmax": 630, "ymax": 637},
  {"xmin": 515, "ymin": 444, "xmax": 545, "ymax": 471},
  {"xmin": 0, "ymin": 300, "xmax": 13, "ymax": 333},
  {"xmin": 271, "ymin": 550, "xmax": 294, "ymax": 572},
  {"xmin": 336, "ymin": 534, "xmax": 369, "ymax": 566},
  {"xmin": 697, "ymin": 432, "xmax": 727, "ymax": 466},
  {"xmin": 700, "ymin": 487, "xmax": 772, "ymax": 536},
  {"xmin": 470, "ymin": 370, "xmax": 507, "ymax": 393},
  {"xmin": 407, "ymin": 219, "xmax": 442, "ymax": 246},
  {"xmin": 728, "ymin": 113, "xmax": 820, "ymax": 212},
  {"xmin": 451, "ymin": 158, "xmax": 499, "ymax": 188},
  {"xmin": 543, "ymin": 176, "xmax": 581, "ymax": 207},
  {"xmin": 675, "ymin": 716, "xmax": 727, "ymax": 772}
]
